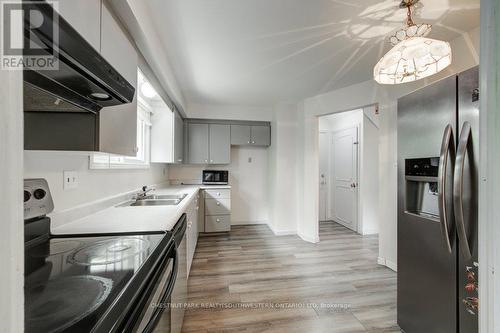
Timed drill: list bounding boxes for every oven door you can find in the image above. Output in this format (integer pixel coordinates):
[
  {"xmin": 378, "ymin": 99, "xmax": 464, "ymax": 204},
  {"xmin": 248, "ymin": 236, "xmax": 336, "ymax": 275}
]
[{"xmin": 123, "ymin": 241, "xmax": 178, "ymax": 333}]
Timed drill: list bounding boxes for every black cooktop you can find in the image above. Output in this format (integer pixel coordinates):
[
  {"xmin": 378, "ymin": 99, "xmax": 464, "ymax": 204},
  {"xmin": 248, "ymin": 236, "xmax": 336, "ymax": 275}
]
[{"xmin": 25, "ymin": 230, "xmax": 171, "ymax": 333}]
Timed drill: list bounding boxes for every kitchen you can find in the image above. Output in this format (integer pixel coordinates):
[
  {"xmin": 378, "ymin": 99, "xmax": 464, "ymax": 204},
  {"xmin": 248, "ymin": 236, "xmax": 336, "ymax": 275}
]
[{"xmin": 1, "ymin": 0, "xmax": 499, "ymax": 333}]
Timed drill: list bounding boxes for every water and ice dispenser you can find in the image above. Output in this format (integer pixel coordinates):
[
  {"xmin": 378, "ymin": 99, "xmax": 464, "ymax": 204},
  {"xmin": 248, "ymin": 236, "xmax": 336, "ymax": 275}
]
[{"xmin": 404, "ymin": 157, "xmax": 440, "ymax": 220}]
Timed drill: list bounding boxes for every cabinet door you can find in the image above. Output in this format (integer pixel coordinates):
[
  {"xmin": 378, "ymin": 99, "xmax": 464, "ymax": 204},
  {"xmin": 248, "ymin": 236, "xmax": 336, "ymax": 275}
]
[
  {"xmin": 251, "ymin": 126, "xmax": 271, "ymax": 146},
  {"xmin": 173, "ymin": 111, "xmax": 184, "ymax": 164},
  {"xmin": 209, "ymin": 124, "xmax": 230, "ymax": 164},
  {"xmin": 230, "ymin": 125, "xmax": 251, "ymax": 145},
  {"xmin": 56, "ymin": 0, "xmax": 101, "ymax": 51},
  {"xmin": 187, "ymin": 123, "xmax": 209, "ymax": 164},
  {"xmin": 98, "ymin": 3, "xmax": 138, "ymax": 156},
  {"xmin": 151, "ymin": 107, "xmax": 174, "ymax": 163}
]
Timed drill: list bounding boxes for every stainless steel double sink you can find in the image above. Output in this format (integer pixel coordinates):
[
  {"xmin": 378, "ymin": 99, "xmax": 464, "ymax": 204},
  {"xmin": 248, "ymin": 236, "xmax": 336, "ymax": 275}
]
[{"xmin": 118, "ymin": 193, "xmax": 188, "ymax": 207}]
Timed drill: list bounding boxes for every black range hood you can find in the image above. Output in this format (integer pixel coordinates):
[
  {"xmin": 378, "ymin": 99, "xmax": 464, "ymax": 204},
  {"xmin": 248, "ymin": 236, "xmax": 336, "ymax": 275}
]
[{"xmin": 22, "ymin": 0, "xmax": 135, "ymax": 113}]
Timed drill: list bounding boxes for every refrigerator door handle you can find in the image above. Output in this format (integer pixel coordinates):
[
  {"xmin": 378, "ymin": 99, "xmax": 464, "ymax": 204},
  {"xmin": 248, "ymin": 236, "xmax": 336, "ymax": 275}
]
[
  {"xmin": 454, "ymin": 121, "xmax": 473, "ymax": 260},
  {"xmin": 438, "ymin": 124, "xmax": 455, "ymax": 254}
]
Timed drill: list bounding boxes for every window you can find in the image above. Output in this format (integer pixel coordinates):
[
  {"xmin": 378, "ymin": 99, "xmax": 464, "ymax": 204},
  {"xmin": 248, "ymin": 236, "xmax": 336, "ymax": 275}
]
[{"xmin": 89, "ymin": 69, "xmax": 156, "ymax": 170}]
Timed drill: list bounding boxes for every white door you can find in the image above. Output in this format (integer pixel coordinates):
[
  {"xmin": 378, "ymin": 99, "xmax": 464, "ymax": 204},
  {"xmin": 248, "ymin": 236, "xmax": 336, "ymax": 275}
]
[
  {"xmin": 319, "ymin": 132, "xmax": 329, "ymax": 221},
  {"xmin": 331, "ymin": 127, "xmax": 358, "ymax": 232}
]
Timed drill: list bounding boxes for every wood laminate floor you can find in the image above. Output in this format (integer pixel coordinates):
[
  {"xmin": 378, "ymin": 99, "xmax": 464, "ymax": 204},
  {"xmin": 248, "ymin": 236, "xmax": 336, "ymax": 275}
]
[{"xmin": 182, "ymin": 222, "xmax": 400, "ymax": 333}]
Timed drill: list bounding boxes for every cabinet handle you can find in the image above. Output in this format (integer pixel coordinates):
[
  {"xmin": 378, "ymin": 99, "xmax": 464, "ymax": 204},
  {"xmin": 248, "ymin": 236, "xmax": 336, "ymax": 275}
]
[
  {"xmin": 210, "ymin": 160, "xmax": 213, "ymax": 163},
  {"xmin": 177, "ymin": 159, "xmax": 183, "ymax": 162},
  {"xmin": 217, "ymin": 192, "xmax": 221, "ymax": 196},
  {"xmin": 252, "ymin": 141, "xmax": 255, "ymax": 144},
  {"xmin": 216, "ymin": 202, "xmax": 220, "ymax": 206},
  {"xmin": 247, "ymin": 141, "xmax": 250, "ymax": 144},
  {"xmin": 205, "ymin": 159, "xmax": 208, "ymax": 163},
  {"xmin": 196, "ymin": 206, "xmax": 199, "ymax": 210},
  {"xmin": 216, "ymin": 218, "xmax": 220, "ymax": 222}
]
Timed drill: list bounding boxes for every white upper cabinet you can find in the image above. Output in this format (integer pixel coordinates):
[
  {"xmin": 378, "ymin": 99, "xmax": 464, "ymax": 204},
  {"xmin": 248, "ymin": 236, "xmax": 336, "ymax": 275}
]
[
  {"xmin": 151, "ymin": 108, "xmax": 184, "ymax": 164},
  {"xmin": 56, "ymin": 0, "xmax": 102, "ymax": 51},
  {"xmin": 99, "ymin": 2, "xmax": 139, "ymax": 156},
  {"xmin": 151, "ymin": 105, "xmax": 174, "ymax": 163},
  {"xmin": 100, "ymin": 3, "xmax": 137, "ymax": 86}
]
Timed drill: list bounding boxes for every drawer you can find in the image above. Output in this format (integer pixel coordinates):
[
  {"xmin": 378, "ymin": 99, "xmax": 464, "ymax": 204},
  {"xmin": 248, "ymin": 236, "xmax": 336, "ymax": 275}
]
[
  {"xmin": 204, "ymin": 189, "xmax": 230, "ymax": 199},
  {"xmin": 205, "ymin": 215, "xmax": 231, "ymax": 232},
  {"xmin": 205, "ymin": 198, "xmax": 230, "ymax": 216}
]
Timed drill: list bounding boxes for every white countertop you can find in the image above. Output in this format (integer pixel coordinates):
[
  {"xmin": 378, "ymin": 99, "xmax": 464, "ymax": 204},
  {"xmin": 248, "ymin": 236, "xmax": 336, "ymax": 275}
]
[{"xmin": 51, "ymin": 185, "xmax": 230, "ymax": 235}]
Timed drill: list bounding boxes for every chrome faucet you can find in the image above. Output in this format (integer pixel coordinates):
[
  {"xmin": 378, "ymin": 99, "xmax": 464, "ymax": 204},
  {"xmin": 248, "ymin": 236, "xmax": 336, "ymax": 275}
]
[{"xmin": 133, "ymin": 186, "xmax": 155, "ymax": 200}]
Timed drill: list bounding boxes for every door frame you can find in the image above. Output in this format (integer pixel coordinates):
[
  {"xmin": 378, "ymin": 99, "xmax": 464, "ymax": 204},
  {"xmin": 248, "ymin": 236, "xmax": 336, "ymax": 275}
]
[
  {"xmin": 318, "ymin": 131, "xmax": 330, "ymax": 222},
  {"xmin": 479, "ymin": 1, "xmax": 499, "ymax": 331},
  {"xmin": 318, "ymin": 115, "xmax": 362, "ymax": 235},
  {"xmin": 0, "ymin": 61, "xmax": 24, "ymax": 331}
]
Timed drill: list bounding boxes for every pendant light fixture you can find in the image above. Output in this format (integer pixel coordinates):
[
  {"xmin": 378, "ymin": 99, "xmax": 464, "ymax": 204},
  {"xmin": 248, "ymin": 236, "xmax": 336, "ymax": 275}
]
[{"xmin": 374, "ymin": 0, "xmax": 452, "ymax": 85}]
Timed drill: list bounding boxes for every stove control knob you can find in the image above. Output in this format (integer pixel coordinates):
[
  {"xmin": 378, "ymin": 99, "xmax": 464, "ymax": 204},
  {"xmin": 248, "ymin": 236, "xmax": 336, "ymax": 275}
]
[
  {"xmin": 33, "ymin": 188, "xmax": 46, "ymax": 200},
  {"xmin": 24, "ymin": 190, "xmax": 31, "ymax": 202}
]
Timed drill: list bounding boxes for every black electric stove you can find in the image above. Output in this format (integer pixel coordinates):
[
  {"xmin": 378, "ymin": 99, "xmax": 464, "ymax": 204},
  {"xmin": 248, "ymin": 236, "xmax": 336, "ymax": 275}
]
[{"xmin": 24, "ymin": 179, "xmax": 177, "ymax": 333}]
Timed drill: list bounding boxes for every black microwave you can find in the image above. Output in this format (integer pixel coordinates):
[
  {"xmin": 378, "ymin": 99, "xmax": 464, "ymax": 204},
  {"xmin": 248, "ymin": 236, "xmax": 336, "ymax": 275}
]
[{"xmin": 202, "ymin": 170, "xmax": 229, "ymax": 185}]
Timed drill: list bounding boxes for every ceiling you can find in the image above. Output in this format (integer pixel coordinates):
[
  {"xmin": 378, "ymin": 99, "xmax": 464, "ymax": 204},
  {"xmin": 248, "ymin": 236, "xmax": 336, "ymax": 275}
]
[{"xmin": 144, "ymin": 0, "xmax": 479, "ymax": 106}]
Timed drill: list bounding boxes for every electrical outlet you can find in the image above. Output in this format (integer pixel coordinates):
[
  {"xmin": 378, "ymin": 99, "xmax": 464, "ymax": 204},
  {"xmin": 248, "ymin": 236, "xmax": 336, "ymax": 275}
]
[{"xmin": 63, "ymin": 171, "xmax": 79, "ymax": 190}]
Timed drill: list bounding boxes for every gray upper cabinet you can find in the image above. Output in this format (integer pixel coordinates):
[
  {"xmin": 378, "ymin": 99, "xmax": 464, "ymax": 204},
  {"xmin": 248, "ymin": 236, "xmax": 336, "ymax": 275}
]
[
  {"xmin": 250, "ymin": 126, "xmax": 271, "ymax": 146},
  {"xmin": 174, "ymin": 111, "xmax": 184, "ymax": 163},
  {"xmin": 209, "ymin": 124, "xmax": 230, "ymax": 164},
  {"xmin": 230, "ymin": 124, "xmax": 271, "ymax": 146},
  {"xmin": 56, "ymin": 0, "xmax": 101, "ymax": 51},
  {"xmin": 187, "ymin": 123, "xmax": 230, "ymax": 164},
  {"xmin": 188, "ymin": 123, "xmax": 209, "ymax": 164},
  {"xmin": 230, "ymin": 125, "xmax": 251, "ymax": 145}
]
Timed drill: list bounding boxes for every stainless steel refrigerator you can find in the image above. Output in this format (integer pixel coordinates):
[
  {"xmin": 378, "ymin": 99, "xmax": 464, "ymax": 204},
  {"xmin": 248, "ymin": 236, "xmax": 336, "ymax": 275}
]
[{"xmin": 397, "ymin": 66, "xmax": 479, "ymax": 333}]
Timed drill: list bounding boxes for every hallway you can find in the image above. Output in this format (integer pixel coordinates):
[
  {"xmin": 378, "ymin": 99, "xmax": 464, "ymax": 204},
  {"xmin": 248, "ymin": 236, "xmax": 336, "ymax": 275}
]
[{"xmin": 182, "ymin": 222, "xmax": 399, "ymax": 332}]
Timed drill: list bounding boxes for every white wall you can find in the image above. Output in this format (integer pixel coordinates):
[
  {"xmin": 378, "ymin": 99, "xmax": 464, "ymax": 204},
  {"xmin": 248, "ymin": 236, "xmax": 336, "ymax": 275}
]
[
  {"xmin": 267, "ymin": 103, "xmax": 300, "ymax": 235},
  {"xmin": 297, "ymin": 27, "xmax": 480, "ymax": 272},
  {"xmin": 168, "ymin": 147, "xmax": 269, "ymax": 225},
  {"xmin": 24, "ymin": 152, "xmax": 169, "ymax": 215},
  {"xmin": 361, "ymin": 110, "xmax": 380, "ymax": 235},
  {"xmin": 319, "ymin": 109, "xmax": 363, "ymax": 132},
  {"xmin": 0, "ymin": 56, "xmax": 24, "ymax": 333}
]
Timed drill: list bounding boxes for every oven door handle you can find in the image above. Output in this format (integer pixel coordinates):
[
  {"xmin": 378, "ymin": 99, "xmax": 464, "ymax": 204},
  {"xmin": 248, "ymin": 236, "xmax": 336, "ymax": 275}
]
[{"xmin": 142, "ymin": 247, "xmax": 179, "ymax": 333}]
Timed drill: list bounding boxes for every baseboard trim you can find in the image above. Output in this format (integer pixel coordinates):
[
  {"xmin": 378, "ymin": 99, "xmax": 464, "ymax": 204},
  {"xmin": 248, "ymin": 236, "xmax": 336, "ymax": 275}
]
[
  {"xmin": 267, "ymin": 223, "xmax": 296, "ymax": 236},
  {"xmin": 231, "ymin": 220, "xmax": 268, "ymax": 226},
  {"xmin": 361, "ymin": 228, "xmax": 379, "ymax": 235},
  {"xmin": 298, "ymin": 231, "xmax": 319, "ymax": 244},
  {"xmin": 378, "ymin": 256, "xmax": 397, "ymax": 272}
]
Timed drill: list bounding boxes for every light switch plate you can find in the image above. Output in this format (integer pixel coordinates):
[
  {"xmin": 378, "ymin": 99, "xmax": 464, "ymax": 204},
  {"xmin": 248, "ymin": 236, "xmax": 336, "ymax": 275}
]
[{"xmin": 63, "ymin": 171, "xmax": 79, "ymax": 190}]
